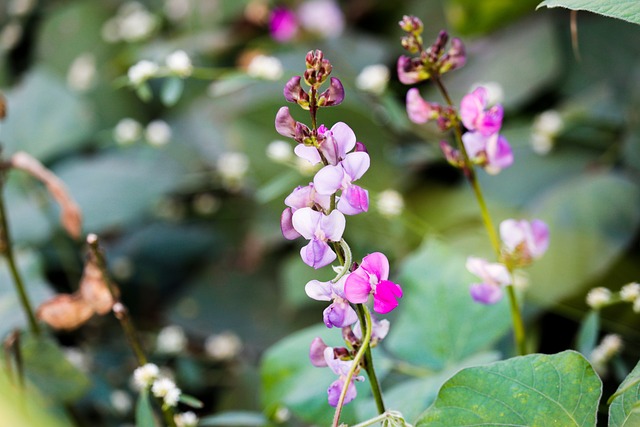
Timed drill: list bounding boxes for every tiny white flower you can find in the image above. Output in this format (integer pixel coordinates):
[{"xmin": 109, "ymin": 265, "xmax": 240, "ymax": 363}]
[
  {"xmin": 67, "ymin": 53, "xmax": 97, "ymax": 92},
  {"xmin": 145, "ymin": 120, "xmax": 172, "ymax": 146},
  {"xmin": 246, "ymin": 55, "xmax": 283, "ymax": 81},
  {"xmin": 620, "ymin": 282, "xmax": 640, "ymax": 302},
  {"xmin": 376, "ymin": 190, "xmax": 404, "ymax": 217},
  {"xmin": 531, "ymin": 110, "xmax": 564, "ymax": 155},
  {"xmin": 114, "ymin": 118, "xmax": 143, "ymax": 145},
  {"xmin": 356, "ymin": 64, "xmax": 390, "ymax": 95},
  {"xmin": 266, "ymin": 140, "xmax": 292, "ymax": 163},
  {"xmin": 128, "ymin": 60, "xmax": 159, "ymax": 86},
  {"xmin": 586, "ymin": 287, "xmax": 612, "ymax": 309},
  {"xmin": 166, "ymin": 50, "xmax": 193, "ymax": 77},
  {"xmin": 156, "ymin": 325, "xmax": 187, "ymax": 354},
  {"xmin": 164, "ymin": 386, "xmax": 182, "ymax": 407},
  {"xmin": 175, "ymin": 411, "xmax": 199, "ymax": 427},
  {"xmin": 205, "ymin": 332, "xmax": 242, "ymax": 361},
  {"xmin": 217, "ymin": 152, "xmax": 249, "ymax": 181},
  {"xmin": 133, "ymin": 363, "xmax": 160, "ymax": 389},
  {"xmin": 470, "ymin": 81, "xmax": 504, "ymax": 106},
  {"xmin": 590, "ymin": 333, "xmax": 623, "ymax": 376},
  {"xmin": 151, "ymin": 377, "xmax": 181, "ymax": 406},
  {"xmin": 110, "ymin": 389, "xmax": 133, "ymax": 414},
  {"xmin": 118, "ymin": 2, "xmax": 157, "ymax": 42}
]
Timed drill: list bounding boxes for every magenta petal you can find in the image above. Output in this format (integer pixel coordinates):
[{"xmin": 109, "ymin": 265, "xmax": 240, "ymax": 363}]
[
  {"xmin": 301, "ymin": 239, "xmax": 336, "ymax": 269},
  {"xmin": 360, "ymin": 252, "xmax": 390, "ymax": 281},
  {"xmin": 270, "ymin": 7, "xmax": 298, "ymax": 42},
  {"xmin": 338, "ymin": 185, "xmax": 369, "ymax": 215},
  {"xmin": 280, "ymin": 208, "xmax": 301, "ymax": 240},
  {"xmin": 344, "ymin": 272, "xmax": 371, "ymax": 304},
  {"xmin": 314, "ymin": 164, "xmax": 344, "ymax": 195},
  {"xmin": 470, "ymin": 282, "xmax": 503, "ymax": 304},
  {"xmin": 485, "ymin": 134, "xmax": 513, "ymax": 174},
  {"xmin": 479, "ymin": 104, "xmax": 503, "ymax": 136},
  {"xmin": 309, "ymin": 337, "xmax": 329, "ymax": 367},
  {"xmin": 373, "ymin": 280, "xmax": 403, "ymax": 314}
]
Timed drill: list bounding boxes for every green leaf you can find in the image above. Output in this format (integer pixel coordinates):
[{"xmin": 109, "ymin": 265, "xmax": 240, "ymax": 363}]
[
  {"xmin": 1, "ymin": 69, "xmax": 95, "ymax": 162},
  {"xmin": 446, "ymin": 0, "xmax": 541, "ymax": 35},
  {"xmin": 576, "ymin": 310, "xmax": 600, "ymax": 356},
  {"xmin": 199, "ymin": 411, "xmax": 267, "ymax": 426},
  {"xmin": 178, "ymin": 393, "xmax": 204, "ymax": 409},
  {"xmin": 537, "ymin": 0, "xmax": 640, "ymax": 26},
  {"xmin": 609, "ymin": 359, "xmax": 640, "ymax": 426},
  {"xmin": 385, "ymin": 238, "xmax": 512, "ymax": 370},
  {"xmin": 136, "ymin": 84, "xmax": 153, "ymax": 103},
  {"xmin": 21, "ymin": 332, "xmax": 91, "ymax": 402},
  {"xmin": 527, "ymin": 172, "xmax": 640, "ymax": 305},
  {"xmin": 135, "ymin": 389, "xmax": 158, "ymax": 427},
  {"xmin": 160, "ymin": 78, "xmax": 184, "ymax": 106},
  {"xmin": 416, "ymin": 350, "xmax": 602, "ymax": 426}
]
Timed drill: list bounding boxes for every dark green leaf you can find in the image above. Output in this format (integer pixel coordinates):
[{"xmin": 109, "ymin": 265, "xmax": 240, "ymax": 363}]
[
  {"xmin": 21, "ymin": 332, "xmax": 91, "ymax": 402},
  {"xmin": 416, "ymin": 351, "xmax": 602, "ymax": 426},
  {"xmin": 609, "ymin": 359, "xmax": 640, "ymax": 426},
  {"xmin": 537, "ymin": 0, "xmax": 640, "ymax": 26},
  {"xmin": 161, "ymin": 78, "xmax": 184, "ymax": 106},
  {"xmin": 576, "ymin": 310, "xmax": 600, "ymax": 356}
]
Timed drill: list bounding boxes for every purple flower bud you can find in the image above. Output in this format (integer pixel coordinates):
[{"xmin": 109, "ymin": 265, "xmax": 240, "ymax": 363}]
[
  {"xmin": 283, "ymin": 76, "xmax": 310, "ymax": 108},
  {"xmin": 406, "ymin": 88, "xmax": 439, "ymax": 124},
  {"xmin": 309, "ymin": 337, "xmax": 329, "ymax": 367},
  {"xmin": 439, "ymin": 38, "xmax": 466, "ymax": 74},
  {"xmin": 439, "ymin": 141, "xmax": 464, "ymax": 169},
  {"xmin": 354, "ymin": 142, "xmax": 367, "ymax": 153},
  {"xmin": 318, "ymin": 77, "xmax": 344, "ymax": 107},
  {"xmin": 399, "ymin": 15, "xmax": 423, "ymax": 34},
  {"xmin": 397, "ymin": 56, "xmax": 429, "ymax": 85},
  {"xmin": 470, "ymin": 282, "xmax": 504, "ymax": 305},
  {"xmin": 466, "ymin": 257, "xmax": 510, "ymax": 305},
  {"xmin": 275, "ymin": 106, "xmax": 312, "ymax": 144},
  {"xmin": 427, "ymin": 30, "xmax": 449, "ymax": 63},
  {"xmin": 280, "ymin": 207, "xmax": 301, "ymax": 240},
  {"xmin": 323, "ymin": 298, "xmax": 358, "ymax": 328},
  {"xmin": 270, "ymin": 7, "xmax": 298, "ymax": 42}
]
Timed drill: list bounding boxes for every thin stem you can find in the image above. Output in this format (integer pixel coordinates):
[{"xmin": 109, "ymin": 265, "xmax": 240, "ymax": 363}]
[
  {"xmin": 356, "ymin": 304, "xmax": 385, "ymax": 415},
  {"xmin": 506, "ymin": 284, "xmax": 526, "ymax": 356},
  {"xmin": 0, "ymin": 176, "xmax": 40, "ymax": 336},
  {"xmin": 332, "ymin": 304, "xmax": 375, "ymax": 427}
]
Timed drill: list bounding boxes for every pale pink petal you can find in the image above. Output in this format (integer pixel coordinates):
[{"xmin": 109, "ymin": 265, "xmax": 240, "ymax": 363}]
[
  {"xmin": 485, "ymin": 134, "xmax": 513, "ymax": 174},
  {"xmin": 529, "ymin": 219, "xmax": 549, "ymax": 258},
  {"xmin": 313, "ymin": 165, "xmax": 344, "ymax": 195},
  {"xmin": 320, "ymin": 210, "xmax": 346, "ymax": 241},
  {"xmin": 291, "ymin": 207, "xmax": 320, "ymax": 240},
  {"xmin": 361, "ymin": 252, "xmax": 390, "ymax": 281},
  {"xmin": 285, "ymin": 185, "xmax": 314, "ymax": 209},
  {"xmin": 460, "ymin": 88, "xmax": 485, "ymax": 131},
  {"xmin": 341, "ymin": 152, "xmax": 370, "ymax": 181},
  {"xmin": 305, "ymin": 279, "xmax": 333, "ymax": 301},
  {"xmin": 300, "ymin": 239, "xmax": 336, "ymax": 268},
  {"xmin": 309, "ymin": 337, "xmax": 329, "ymax": 367},
  {"xmin": 500, "ymin": 219, "xmax": 526, "ymax": 252},
  {"xmin": 337, "ymin": 185, "xmax": 369, "ymax": 215},
  {"xmin": 275, "ymin": 106, "xmax": 297, "ymax": 138},
  {"xmin": 461, "ymin": 131, "xmax": 486, "ymax": 159},
  {"xmin": 280, "ymin": 208, "xmax": 301, "ymax": 240},
  {"xmin": 470, "ymin": 282, "xmax": 503, "ymax": 304},
  {"xmin": 406, "ymin": 88, "xmax": 432, "ymax": 124},
  {"xmin": 323, "ymin": 298, "xmax": 358, "ymax": 328},
  {"xmin": 294, "ymin": 144, "xmax": 322, "ymax": 165},
  {"xmin": 330, "ymin": 122, "xmax": 356, "ymax": 157}
]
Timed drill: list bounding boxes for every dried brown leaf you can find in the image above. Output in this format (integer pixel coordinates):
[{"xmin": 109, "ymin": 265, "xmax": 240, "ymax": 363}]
[
  {"xmin": 36, "ymin": 294, "xmax": 94, "ymax": 331},
  {"xmin": 79, "ymin": 260, "xmax": 116, "ymax": 315}
]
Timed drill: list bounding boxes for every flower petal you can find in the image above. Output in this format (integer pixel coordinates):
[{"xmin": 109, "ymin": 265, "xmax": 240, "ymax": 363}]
[
  {"xmin": 291, "ymin": 207, "xmax": 320, "ymax": 239},
  {"xmin": 275, "ymin": 106, "xmax": 297, "ymax": 138},
  {"xmin": 309, "ymin": 337, "xmax": 329, "ymax": 367},
  {"xmin": 341, "ymin": 152, "xmax": 370, "ymax": 182},
  {"xmin": 406, "ymin": 88, "xmax": 432, "ymax": 124},
  {"xmin": 330, "ymin": 122, "xmax": 356, "ymax": 156},
  {"xmin": 313, "ymin": 164, "xmax": 344, "ymax": 195},
  {"xmin": 373, "ymin": 280, "xmax": 403, "ymax": 314},
  {"xmin": 323, "ymin": 298, "xmax": 358, "ymax": 328},
  {"xmin": 344, "ymin": 271, "xmax": 371, "ymax": 304},
  {"xmin": 300, "ymin": 239, "xmax": 336, "ymax": 269},
  {"xmin": 530, "ymin": 219, "xmax": 550, "ymax": 258},
  {"xmin": 470, "ymin": 282, "xmax": 504, "ymax": 304},
  {"xmin": 280, "ymin": 207, "xmax": 301, "ymax": 240},
  {"xmin": 294, "ymin": 144, "xmax": 322, "ymax": 165},
  {"xmin": 305, "ymin": 279, "xmax": 333, "ymax": 301},
  {"xmin": 337, "ymin": 185, "xmax": 369, "ymax": 215},
  {"xmin": 320, "ymin": 210, "xmax": 346, "ymax": 242},
  {"xmin": 360, "ymin": 252, "xmax": 390, "ymax": 281}
]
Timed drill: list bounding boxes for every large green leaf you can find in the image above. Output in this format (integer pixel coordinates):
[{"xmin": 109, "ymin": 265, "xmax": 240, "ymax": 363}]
[
  {"xmin": 0, "ymin": 69, "xmax": 95, "ymax": 162},
  {"xmin": 537, "ymin": 0, "xmax": 640, "ymax": 26},
  {"xmin": 526, "ymin": 172, "xmax": 640, "ymax": 305},
  {"xmin": 416, "ymin": 350, "xmax": 602, "ymax": 426},
  {"xmin": 385, "ymin": 238, "xmax": 511, "ymax": 370},
  {"xmin": 609, "ymin": 359, "xmax": 640, "ymax": 427},
  {"xmin": 22, "ymin": 332, "xmax": 92, "ymax": 402}
]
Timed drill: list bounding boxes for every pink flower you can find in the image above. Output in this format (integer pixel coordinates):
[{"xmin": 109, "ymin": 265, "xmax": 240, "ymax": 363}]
[
  {"xmin": 462, "ymin": 131, "xmax": 513, "ymax": 175},
  {"xmin": 344, "ymin": 252, "xmax": 403, "ymax": 313},
  {"xmin": 466, "ymin": 257, "xmax": 511, "ymax": 304},
  {"xmin": 275, "ymin": 107, "xmax": 311, "ymax": 144},
  {"xmin": 500, "ymin": 219, "xmax": 549, "ymax": 266},
  {"xmin": 280, "ymin": 184, "xmax": 331, "ymax": 239},
  {"xmin": 309, "ymin": 337, "xmax": 329, "ymax": 367},
  {"xmin": 460, "ymin": 87, "xmax": 504, "ymax": 136},
  {"xmin": 305, "ymin": 276, "xmax": 358, "ymax": 328},
  {"xmin": 397, "ymin": 55, "xmax": 428, "ymax": 85},
  {"xmin": 314, "ymin": 152, "xmax": 370, "ymax": 215},
  {"xmin": 270, "ymin": 7, "xmax": 298, "ymax": 42},
  {"xmin": 293, "ymin": 122, "xmax": 356, "ymax": 166},
  {"xmin": 406, "ymin": 88, "xmax": 440, "ymax": 124},
  {"xmin": 292, "ymin": 207, "xmax": 345, "ymax": 268}
]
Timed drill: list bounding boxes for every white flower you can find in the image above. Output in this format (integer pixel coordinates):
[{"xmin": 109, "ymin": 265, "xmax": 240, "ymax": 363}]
[
  {"xmin": 266, "ymin": 140, "xmax": 292, "ymax": 163},
  {"xmin": 205, "ymin": 332, "xmax": 242, "ymax": 361},
  {"xmin": 470, "ymin": 81, "xmax": 504, "ymax": 106},
  {"xmin": 586, "ymin": 287, "xmax": 612, "ymax": 309},
  {"xmin": 590, "ymin": 333, "xmax": 623, "ymax": 376},
  {"xmin": 531, "ymin": 110, "xmax": 564, "ymax": 155},
  {"xmin": 156, "ymin": 325, "xmax": 187, "ymax": 354},
  {"xmin": 114, "ymin": 118, "xmax": 143, "ymax": 145},
  {"xmin": 128, "ymin": 60, "xmax": 159, "ymax": 86},
  {"xmin": 247, "ymin": 55, "xmax": 283, "ymax": 81},
  {"xmin": 166, "ymin": 50, "xmax": 193, "ymax": 77},
  {"xmin": 376, "ymin": 190, "xmax": 404, "ymax": 217},
  {"xmin": 151, "ymin": 377, "xmax": 181, "ymax": 406},
  {"xmin": 145, "ymin": 120, "xmax": 172, "ymax": 146},
  {"xmin": 298, "ymin": 0, "xmax": 344, "ymax": 38},
  {"xmin": 117, "ymin": 2, "xmax": 157, "ymax": 42},
  {"xmin": 164, "ymin": 0, "xmax": 191, "ymax": 22},
  {"xmin": 175, "ymin": 411, "xmax": 199, "ymax": 427},
  {"xmin": 110, "ymin": 390, "xmax": 133, "ymax": 414},
  {"xmin": 217, "ymin": 152, "xmax": 249, "ymax": 181},
  {"xmin": 67, "ymin": 53, "xmax": 97, "ymax": 92},
  {"xmin": 620, "ymin": 282, "xmax": 640, "ymax": 302},
  {"xmin": 295, "ymin": 157, "xmax": 318, "ymax": 175},
  {"xmin": 64, "ymin": 347, "xmax": 90, "ymax": 372},
  {"xmin": 133, "ymin": 363, "xmax": 160, "ymax": 389},
  {"xmin": 356, "ymin": 64, "xmax": 390, "ymax": 95}
]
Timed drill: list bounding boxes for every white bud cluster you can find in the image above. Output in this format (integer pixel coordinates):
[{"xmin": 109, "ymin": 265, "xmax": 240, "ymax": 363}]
[
  {"xmin": 102, "ymin": 2, "xmax": 157, "ymax": 43},
  {"xmin": 590, "ymin": 334, "xmax": 623, "ymax": 376},
  {"xmin": 586, "ymin": 287, "xmax": 611, "ymax": 310}
]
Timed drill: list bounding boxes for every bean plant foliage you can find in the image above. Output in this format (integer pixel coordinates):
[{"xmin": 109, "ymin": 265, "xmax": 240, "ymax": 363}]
[{"xmin": 0, "ymin": 1, "xmax": 639, "ymax": 426}]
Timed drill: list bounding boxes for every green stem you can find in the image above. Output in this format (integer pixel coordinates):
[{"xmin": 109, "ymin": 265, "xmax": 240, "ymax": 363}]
[
  {"xmin": 432, "ymin": 74, "xmax": 526, "ymax": 355},
  {"xmin": 0, "ymin": 177, "xmax": 40, "ymax": 336},
  {"xmin": 332, "ymin": 305, "xmax": 376, "ymax": 427},
  {"xmin": 356, "ymin": 304, "xmax": 385, "ymax": 415}
]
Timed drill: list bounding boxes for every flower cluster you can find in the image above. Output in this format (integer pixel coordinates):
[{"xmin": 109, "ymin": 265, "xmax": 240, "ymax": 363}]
[
  {"xmin": 275, "ymin": 50, "xmax": 402, "ymax": 408},
  {"xmin": 398, "ymin": 16, "xmax": 513, "ymax": 175},
  {"xmin": 133, "ymin": 363, "xmax": 182, "ymax": 407},
  {"xmin": 586, "ymin": 282, "xmax": 640, "ymax": 312}
]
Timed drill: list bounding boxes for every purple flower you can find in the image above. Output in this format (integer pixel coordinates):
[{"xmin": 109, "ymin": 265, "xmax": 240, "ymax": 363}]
[
  {"xmin": 270, "ymin": 7, "xmax": 298, "ymax": 42},
  {"xmin": 292, "ymin": 207, "xmax": 345, "ymax": 268},
  {"xmin": 293, "ymin": 122, "xmax": 356, "ymax": 166},
  {"xmin": 460, "ymin": 87, "xmax": 504, "ymax": 136},
  {"xmin": 314, "ymin": 152, "xmax": 370, "ymax": 215},
  {"xmin": 344, "ymin": 252, "xmax": 403, "ymax": 313},
  {"xmin": 280, "ymin": 184, "xmax": 331, "ymax": 239},
  {"xmin": 318, "ymin": 77, "xmax": 345, "ymax": 107},
  {"xmin": 283, "ymin": 76, "xmax": 310, "ymax": 108},
  {"xmin": 309, "ymin": 337, "xmax": 329, "ymax": 367},
  {"xmin": 280, "ymin": 208, "xmax": 300, "ymax": 240},
  {"xmin": 324, "ymin": 347, "xmax": 363, "ymax": 407},
  {"xmin": 462, "ymin": 131, "xmax": 513, "ymax": 175},
  {"xmin": 466, "ymin": 257, "xmax": 511, "ymax": 304},
  {"xmin": 275, "ymin": 107, "xmax": 311, "ymax": 144},
  {"xmin": 406, "ymin": 88, "xmax": 440, "ymax": 124},
  {"xmin": 500, "ymin": 219, "xmax": 549, "ymax": 266},
  {"xmin": 306, "ymin": 276, "xmax": 358, "ymax": 328}
]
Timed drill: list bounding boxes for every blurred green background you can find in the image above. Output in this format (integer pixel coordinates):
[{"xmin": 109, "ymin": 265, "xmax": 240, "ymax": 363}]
[{"xmin": 0, "ymin": 0, "xmax": 639, "ymax": 425}]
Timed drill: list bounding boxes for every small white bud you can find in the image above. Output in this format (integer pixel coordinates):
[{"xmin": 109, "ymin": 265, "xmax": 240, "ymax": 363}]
[
  {"xmin": 67, "ymin": 53, "xmax": 97, "ymax": 92},
  {"xmin": 205, "ymin": 332, "xmax": 242, "ymax": 361},
  {"xmin": 266, "ymin": 140, "xmax": 292, "ymax": 163},
  {"xmin": 151, "ymin": 377, "xmax": 181, "ymax": 406},
  {"xmin": 586, "ymin": 287, "xmax": 611, "ymax": 309},
  {"xmin": 247, "ymin": 55, "xmax": 283, "ymax": 81},
  {"xmin": 376, "ymin": 190, "xmax": 404, "ymax": 218},
  {"xmin": 620, "ymin": 282, "xmax": 640, "ymax": 302},
  {"xmin": 145, "ymin": 120, "xmax": 172, "ymax": 147},
  {"xmin": 156, "ymin": 325, "xmax": 188, "ymax": 354},
  {"xmin": 128, "ymin": 60, "xmax": 159, "ymax": 86},
  {"xmin": 166, "ymin": 50, "xmax": 193, "ymax": 77},
  {"xmin": 217, "ymin": 152, "xmax": 250, "ymax": 181},
  {"xmin": 175, "ymin": 411, "xmax": 199, "ymax": 427},
  {"xmin": 118, "ymin": 3, "xmax": 157, "ymax": 42},
  {"xmin": 356, "ymin": 64, "xmax": 390, "ymax": 95},
  {"xmin": 133, "ymin": 363, "xmax": 160, "ymax": 389},
  {"xmin": 531, "ymin": 110, "xmax": 564, "ymax": 155},
  {"xmin": 114, "ymin": 118, "xmax": 143, "ymax": 145}
]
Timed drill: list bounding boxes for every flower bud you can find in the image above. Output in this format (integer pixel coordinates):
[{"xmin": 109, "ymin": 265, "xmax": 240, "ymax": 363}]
[
  {"xmin": 398, "ymin": 15, "xmax": 423, "ymax": 34},
  {"xmin": 317, "ymin": 77, "xmax": 344, "ymax": 107},
  {"xmin": 427, "ymin": 30, "xmax": 449, "ymax": 63},
  {"xmin": 283, "ymin": 76, "xmax": 310, "ymax": 109},
  {"xmin": 439, "ymin": 37, "xmax": 466, "ymax": 74},
  {"xmin": 397, "ymin": 55, "xmax": 429, "ymax": 85},
  {"xmin": 309, "ymin": 337, "xmax": 329, "ymax": 367}
]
